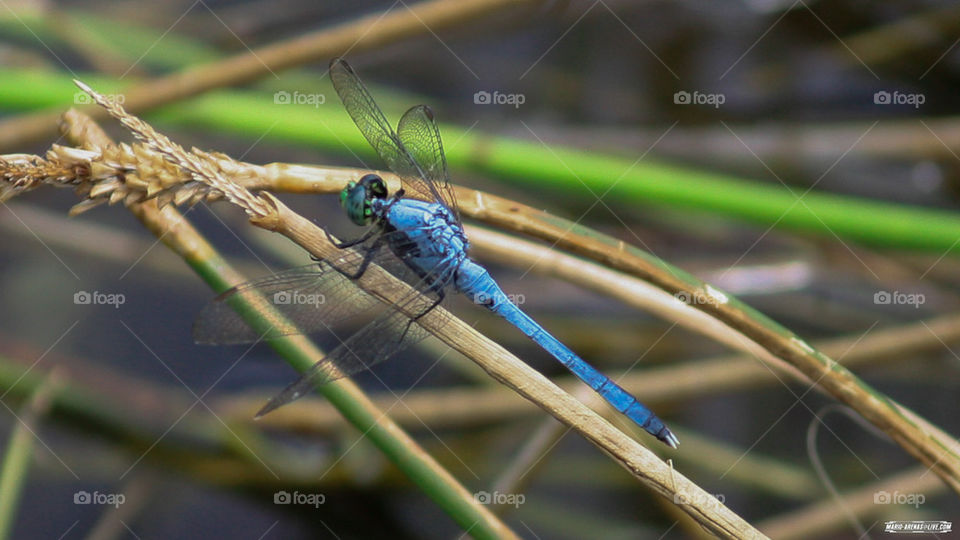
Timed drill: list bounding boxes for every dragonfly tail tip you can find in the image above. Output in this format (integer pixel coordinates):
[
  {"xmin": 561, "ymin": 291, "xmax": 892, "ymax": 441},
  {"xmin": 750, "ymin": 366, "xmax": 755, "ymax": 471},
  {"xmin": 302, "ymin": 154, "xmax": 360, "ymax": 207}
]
[
  {"xmin": 663, "ymin": 430, "xmax": 679, "ymax": 449},
  {"xmin": 254, "ymin": 402, "xmax": 277, "ymax": 419}
]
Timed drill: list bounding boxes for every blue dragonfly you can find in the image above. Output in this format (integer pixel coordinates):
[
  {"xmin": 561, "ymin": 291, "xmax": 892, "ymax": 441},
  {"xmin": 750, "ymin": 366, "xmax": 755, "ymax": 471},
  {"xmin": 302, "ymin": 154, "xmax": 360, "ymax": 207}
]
[{"xmin": 194, "ymin": 58, "xmax": 677, "ymax": 448}]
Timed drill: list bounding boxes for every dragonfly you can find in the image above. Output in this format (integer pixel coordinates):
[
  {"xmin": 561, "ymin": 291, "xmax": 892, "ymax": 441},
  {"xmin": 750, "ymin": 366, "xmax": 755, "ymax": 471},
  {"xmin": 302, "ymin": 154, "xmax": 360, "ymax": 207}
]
[{"xmin": 194, "ymin": 58, "xmax": 678, "ymax": 448}]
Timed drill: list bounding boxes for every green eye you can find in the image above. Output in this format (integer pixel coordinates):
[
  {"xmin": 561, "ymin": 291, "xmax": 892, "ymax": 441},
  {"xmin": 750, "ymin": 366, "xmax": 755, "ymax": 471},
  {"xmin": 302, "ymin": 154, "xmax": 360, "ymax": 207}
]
[
  {"xmin": 339, "ymin": 181, "xmax": 356, "ymax": 208},
  {"xmin": 370, "ymin": 177, "xmax": 387, "ymax": 198},
  {"xmin": 343, "ymin": 176, "xmax": 387, "ymax": 226}
]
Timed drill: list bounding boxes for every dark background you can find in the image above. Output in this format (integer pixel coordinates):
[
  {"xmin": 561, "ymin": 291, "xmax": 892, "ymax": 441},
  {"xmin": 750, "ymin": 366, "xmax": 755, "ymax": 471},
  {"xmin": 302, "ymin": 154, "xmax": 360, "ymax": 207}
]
[{"xmin": 1, "ymin": 0, "xmax": 959, "ymax": 538}]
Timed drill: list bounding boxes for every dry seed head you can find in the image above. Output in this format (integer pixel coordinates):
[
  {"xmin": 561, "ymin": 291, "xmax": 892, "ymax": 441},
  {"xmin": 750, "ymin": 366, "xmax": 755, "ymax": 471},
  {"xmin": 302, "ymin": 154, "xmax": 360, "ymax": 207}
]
[
  {"xmin": 0, "ymin": 151, "xmax": 83, "ymax": 203},
  {"xmin": 0, "ymin": 142, "xmax": 236, "ymax": 215},
  {"xmin": 2, "ymin": 84, "xmax": 273, "ymax": 218},
  {"xmin": 73, "ymin": 79, "xmax": 272, "ymax": 219}
]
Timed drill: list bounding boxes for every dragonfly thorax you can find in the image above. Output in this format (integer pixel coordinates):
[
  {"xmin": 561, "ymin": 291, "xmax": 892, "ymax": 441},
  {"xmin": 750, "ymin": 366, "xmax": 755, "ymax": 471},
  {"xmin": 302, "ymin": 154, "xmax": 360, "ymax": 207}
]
[
  {"xmin": 385, "ymin": 199, "xmax": 468, "ymax": 288},
  {"xmin": 341, "ymin": 173, "xmax": 389, "ymax": 225}
]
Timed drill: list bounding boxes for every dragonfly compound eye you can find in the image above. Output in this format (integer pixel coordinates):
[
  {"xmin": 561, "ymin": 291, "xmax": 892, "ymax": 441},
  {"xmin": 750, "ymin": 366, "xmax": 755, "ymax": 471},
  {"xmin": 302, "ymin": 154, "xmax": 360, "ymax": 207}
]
[
  {"xmin": 339, "ymin": 181, "xmax": 358, "ymax": 209},
  {"xmin": 343, "ymin": 180, "xmax": 374, "ymax": 225},
  {"xmin": 359, "ymin": 173, "xmax": 388, "ymax": 199}
]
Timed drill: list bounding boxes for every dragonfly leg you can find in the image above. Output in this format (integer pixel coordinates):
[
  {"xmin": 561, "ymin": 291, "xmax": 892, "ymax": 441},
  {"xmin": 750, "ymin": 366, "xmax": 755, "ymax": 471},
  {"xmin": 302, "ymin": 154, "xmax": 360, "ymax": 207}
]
[
  {"xmin": 397, "ymin": 288, "xmax": 444, "ymax": 343},
  {"xmin": 323, "ymin": 226, "xmax": 380, "ymax": 250},
  {"xmin": 332, "ymin": 235, "xmax": 386, "ymax": 280},
  {"xmin": 413, "ymin": 289, "xmax": 444, "ymax": 321},
  {"xmin": 395, "ymin": 258, "xmax": 456, "ymax": 342}
]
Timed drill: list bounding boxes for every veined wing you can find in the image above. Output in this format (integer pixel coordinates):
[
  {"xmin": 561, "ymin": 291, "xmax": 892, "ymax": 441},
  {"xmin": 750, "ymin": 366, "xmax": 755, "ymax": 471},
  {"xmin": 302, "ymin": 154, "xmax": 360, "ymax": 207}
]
[
  {"xmin": 397, "ymin": 104, "xmax": 459, "ymax": 221},
  {"xmin": 329, "ymin": 58, "xmax": 456, "ymax": 212},
  {"xmin": 193, "ymin": 260, "xmax": 377, "ymax": 345},
  {"xmin": 193, "ymin": 230, "xmax": 438, "ymax": 345},
  {"xmin": 255, "ymin": 260, "xmax": 454, "ymax": 417}
]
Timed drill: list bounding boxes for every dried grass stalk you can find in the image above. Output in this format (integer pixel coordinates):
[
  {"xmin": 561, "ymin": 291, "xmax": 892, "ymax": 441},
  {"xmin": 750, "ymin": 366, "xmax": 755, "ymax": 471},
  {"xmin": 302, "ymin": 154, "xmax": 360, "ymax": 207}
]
[
  {"xmin": 0, "ymin": 139, "xmax": 257, "ymax": 216},
  {"xmin": 71, "ymin": 80, "xmax": 270, "ymax": 219}
]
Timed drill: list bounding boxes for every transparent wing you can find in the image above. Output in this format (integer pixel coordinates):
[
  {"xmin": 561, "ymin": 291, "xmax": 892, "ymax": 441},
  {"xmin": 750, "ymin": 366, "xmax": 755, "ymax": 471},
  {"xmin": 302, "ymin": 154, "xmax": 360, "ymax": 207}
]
[
  {"xmin": 255, "ymin": 264, "xmax": 453, "ymax": 417},
  {"xmin": 193, "ymin": 230, "xmax": 432, "ymax": 345},
  {"xmin": 397, "ymin": 105, "xmax": 459, "ymax": 221},
  {"xmin": 193, "ymin": 263, "xmax": 375, "ymax": 345},
  {"xmin": 329, "ymin": 58, "xmax": 455, "ymax": 212}
]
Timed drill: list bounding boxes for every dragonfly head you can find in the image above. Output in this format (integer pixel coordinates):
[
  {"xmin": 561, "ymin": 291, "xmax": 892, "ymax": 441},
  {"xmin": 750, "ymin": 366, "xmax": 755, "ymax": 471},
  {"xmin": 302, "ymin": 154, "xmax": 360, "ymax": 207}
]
[{"xmin": 341, "ymin": 173, "xmax": 389, "ymax": 225}]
